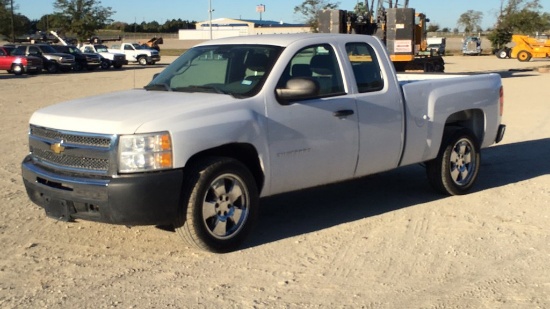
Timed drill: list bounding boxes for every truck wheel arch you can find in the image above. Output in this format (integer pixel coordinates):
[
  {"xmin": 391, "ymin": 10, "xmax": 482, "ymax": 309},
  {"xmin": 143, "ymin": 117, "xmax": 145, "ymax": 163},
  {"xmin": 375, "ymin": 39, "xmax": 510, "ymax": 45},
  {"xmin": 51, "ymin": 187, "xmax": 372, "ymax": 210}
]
[
  {"xmin": 184, "ymin": 143, "xmax": 265, "ymax": 193},
  {"xmin": 444, "ymin": 109, "xmax": 485, "ymax": 145}
]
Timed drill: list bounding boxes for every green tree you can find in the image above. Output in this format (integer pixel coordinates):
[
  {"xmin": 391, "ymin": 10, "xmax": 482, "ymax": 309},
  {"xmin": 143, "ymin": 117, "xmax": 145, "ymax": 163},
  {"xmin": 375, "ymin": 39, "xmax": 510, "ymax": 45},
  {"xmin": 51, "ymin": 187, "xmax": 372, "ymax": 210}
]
[
  {"xmin": 53, "ymin": 0, "xmax": 115, "ymax": 42},
  {"xmin": 488, "ymin": 0, "xmax": 550, "ymax": 50},
  {"xmin": 294, "ymin": 0, "xmax": 340, "ymax": 32},
  {"xmin": 457, "ymin": 10, "xmax": 483, "ymax": 33},
  {"xmin": 427, "ymin": 23, "xmax": 440, "ymax": 32}
]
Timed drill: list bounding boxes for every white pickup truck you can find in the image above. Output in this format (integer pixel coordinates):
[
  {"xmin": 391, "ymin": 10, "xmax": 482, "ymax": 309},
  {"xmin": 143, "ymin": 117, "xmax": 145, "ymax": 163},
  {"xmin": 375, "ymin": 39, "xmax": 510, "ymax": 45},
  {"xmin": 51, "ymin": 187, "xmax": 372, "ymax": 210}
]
[
  {"xmin": 79, "ymin": 44, "xmax": 128, "ymax": 69},
  {"xmin": 22, "ymin": 34, "xmax": 505, "ymax": 252},
  {"xmin": 108, "ymin": 42, "xmax": 160, "ymax": 65}
]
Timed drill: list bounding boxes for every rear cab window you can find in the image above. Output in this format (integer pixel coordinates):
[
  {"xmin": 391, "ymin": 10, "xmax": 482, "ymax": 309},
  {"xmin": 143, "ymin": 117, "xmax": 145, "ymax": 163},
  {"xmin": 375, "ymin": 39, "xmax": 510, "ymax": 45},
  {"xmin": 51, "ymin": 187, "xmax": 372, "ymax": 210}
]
[{"xmin": 345, "ymin": 42, "xmax": 384, "ymax": 93}]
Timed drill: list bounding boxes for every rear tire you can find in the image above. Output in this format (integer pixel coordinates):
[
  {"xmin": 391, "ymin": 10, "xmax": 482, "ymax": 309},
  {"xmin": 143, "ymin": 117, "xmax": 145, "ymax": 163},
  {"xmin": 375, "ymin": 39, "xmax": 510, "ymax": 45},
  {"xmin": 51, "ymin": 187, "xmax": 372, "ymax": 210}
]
[
  {"xmin": 497, "ymin": 48, "xmax": 509, "ymax": 59},
  {"xmin": 175, "ymin": 157, "xmax": 259, "ymax": 252},
  {"xmin": 426, "ymin": 128, "xmax": 481, "ymax": 195}
]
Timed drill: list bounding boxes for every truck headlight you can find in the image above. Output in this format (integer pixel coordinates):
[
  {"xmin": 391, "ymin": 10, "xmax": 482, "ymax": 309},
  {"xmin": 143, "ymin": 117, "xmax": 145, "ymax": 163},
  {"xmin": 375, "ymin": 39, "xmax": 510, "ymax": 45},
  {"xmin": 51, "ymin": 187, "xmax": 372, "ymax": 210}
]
[{"xmin": 118, "ymin": 132, "xmax": 172, "ymax": 173}]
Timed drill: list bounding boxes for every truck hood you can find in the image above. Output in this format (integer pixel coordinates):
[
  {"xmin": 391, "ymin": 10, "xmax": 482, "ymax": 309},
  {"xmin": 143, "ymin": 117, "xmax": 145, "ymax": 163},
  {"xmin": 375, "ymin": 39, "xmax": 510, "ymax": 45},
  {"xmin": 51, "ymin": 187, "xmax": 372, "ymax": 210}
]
[{"xmin": 30, "ymin": 89, "xmax": 240, "ymax": 134}]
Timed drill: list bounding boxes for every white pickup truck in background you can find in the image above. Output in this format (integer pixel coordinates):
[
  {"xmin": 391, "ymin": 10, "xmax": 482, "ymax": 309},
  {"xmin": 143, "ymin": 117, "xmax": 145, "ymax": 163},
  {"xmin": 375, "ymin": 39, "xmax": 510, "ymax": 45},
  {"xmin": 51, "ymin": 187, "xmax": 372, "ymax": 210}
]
[
  {"xmin": 22, "ymin": 34, "xmax": 505, "ymax": 252},
  {"xmin": 79, "ymin": 44, "xmax": 128, "ymax": 69},
  {"xmin": 108, "ymin": 42, "xmax": 160, "ymax": 65}
]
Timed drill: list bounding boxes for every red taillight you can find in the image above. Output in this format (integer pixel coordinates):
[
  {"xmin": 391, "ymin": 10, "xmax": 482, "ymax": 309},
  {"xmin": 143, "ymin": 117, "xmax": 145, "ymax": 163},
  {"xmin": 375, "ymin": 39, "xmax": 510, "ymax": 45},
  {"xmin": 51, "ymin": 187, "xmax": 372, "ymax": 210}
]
[{"xmin": 499, "ymin": 86, "xmax": 504, "ymax": 116}]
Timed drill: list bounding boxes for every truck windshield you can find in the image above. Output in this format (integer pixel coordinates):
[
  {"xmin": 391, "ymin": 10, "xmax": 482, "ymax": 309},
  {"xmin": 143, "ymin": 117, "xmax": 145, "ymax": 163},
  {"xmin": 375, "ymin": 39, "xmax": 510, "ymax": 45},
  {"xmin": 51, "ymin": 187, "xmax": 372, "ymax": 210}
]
[
  {"xmin": 95, "ymin": 45, "xmax": 109, "ymax": 52},
  {"xmin": 145, "ymin": 44, "xmax": 282, "ymax": 98}
]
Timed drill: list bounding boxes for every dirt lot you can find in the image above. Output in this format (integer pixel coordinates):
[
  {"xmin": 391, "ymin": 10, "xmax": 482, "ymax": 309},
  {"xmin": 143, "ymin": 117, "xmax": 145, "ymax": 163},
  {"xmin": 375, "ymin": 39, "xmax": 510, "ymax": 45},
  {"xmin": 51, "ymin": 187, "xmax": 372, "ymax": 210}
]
[{"xmin": 1, "ymin": 54, "xmax": 549, "ymax": 308}]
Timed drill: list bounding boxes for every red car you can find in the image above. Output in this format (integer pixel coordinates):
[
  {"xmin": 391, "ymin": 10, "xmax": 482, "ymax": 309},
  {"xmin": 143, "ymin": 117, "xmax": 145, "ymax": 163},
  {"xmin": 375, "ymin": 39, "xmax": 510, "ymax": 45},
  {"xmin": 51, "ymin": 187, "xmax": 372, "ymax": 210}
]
[{"xmin": 0, "ymin": 46, "xmax": 43, "ymax": 75}]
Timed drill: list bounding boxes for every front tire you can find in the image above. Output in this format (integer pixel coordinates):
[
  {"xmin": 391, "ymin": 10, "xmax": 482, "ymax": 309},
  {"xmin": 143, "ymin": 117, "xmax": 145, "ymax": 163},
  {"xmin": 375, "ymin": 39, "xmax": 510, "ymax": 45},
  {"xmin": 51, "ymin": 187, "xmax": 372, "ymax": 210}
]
[
  {"xmin": 138, "ymin": 56, "xmax": 147, "ymax": 66},
  {"xmin": 175, "ymin": 157, "xmax": 259, "ymax": 252},
  {"xmin": 46, "ymin": 62, "xmax": 59, "ymax": 73},
  {"xmin": 100, "ymin": 59, "xmax": 111, "ymax": 69},
  {"xmin": 11, "ymin": 64, "xmax": 23, "ymax": 75},
  {"xmin": 426, "ymin": 128, "xmax": 481, "ymax": 195}
]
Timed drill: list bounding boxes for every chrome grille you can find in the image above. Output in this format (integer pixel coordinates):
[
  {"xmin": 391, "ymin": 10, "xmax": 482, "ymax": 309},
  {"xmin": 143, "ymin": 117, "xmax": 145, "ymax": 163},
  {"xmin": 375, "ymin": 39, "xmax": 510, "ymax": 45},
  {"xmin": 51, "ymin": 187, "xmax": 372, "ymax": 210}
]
[
  {"xmin": 29, "ymin": 125, "xmax": 115, "ymax": 174},
  {"xmin": 32, "ymin": 148, "xmax": 109, "ymax": 171},
  {"xmin": 31, "ymin": 126, "xmax": 111, "ymax": 148}
]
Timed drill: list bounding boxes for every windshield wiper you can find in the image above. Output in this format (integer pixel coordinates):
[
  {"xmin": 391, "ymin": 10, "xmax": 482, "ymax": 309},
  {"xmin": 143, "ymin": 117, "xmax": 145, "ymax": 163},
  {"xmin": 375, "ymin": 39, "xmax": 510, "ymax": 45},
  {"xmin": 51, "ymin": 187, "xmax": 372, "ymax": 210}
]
[
  {"xmin": 172, "ymin": 85, "xmax": 230, "ymax": 95},
  {"xmin": 144, "ymin": 83, "xmax": 171, "ymax": 91}
]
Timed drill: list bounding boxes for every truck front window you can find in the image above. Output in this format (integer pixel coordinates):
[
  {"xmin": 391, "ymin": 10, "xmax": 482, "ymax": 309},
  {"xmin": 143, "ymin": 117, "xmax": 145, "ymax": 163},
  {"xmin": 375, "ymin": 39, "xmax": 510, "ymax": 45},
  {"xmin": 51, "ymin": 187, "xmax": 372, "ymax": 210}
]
[{"xmin": 145, "ymin": 44, "xmax": 282, "ymax": 98}]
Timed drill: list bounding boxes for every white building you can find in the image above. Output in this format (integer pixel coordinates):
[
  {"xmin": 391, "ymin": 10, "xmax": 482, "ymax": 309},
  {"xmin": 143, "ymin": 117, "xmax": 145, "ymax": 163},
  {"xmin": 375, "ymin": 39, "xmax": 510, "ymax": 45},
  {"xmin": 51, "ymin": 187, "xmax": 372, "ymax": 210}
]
[{"xmin": 179, "ymin": 18, "xmax": 310, "ymax": 40}]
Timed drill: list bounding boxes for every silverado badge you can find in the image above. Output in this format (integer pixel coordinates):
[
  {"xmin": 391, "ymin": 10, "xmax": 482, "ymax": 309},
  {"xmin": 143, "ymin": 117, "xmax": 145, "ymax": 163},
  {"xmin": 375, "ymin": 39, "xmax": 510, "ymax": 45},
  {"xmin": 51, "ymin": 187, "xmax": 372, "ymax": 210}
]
[{"xmin": 51, "ymin": 142, "xmax": 65, "ymax": 154}]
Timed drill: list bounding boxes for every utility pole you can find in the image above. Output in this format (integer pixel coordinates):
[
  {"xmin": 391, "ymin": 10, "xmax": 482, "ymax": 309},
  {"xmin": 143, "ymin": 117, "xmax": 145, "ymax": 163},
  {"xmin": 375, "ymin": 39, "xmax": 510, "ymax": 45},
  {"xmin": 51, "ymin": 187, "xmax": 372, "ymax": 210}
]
[
  {"xmin": 10, "ymin": 0, "xmax": 15, "ymax": 42},
  {"xmin": 209, "ymin": 0, "xmax": 214, "ymax": 40}
]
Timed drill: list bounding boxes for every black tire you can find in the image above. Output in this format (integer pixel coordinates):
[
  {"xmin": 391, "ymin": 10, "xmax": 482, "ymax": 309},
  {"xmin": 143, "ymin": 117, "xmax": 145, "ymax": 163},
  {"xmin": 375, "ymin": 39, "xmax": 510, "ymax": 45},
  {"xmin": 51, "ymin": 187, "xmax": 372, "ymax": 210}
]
[
  {"xmin": 496, "ymin": 48, "xmax": 508, "ymax": 59},
  {"xmin": 138, "ymin": 56, "xmax": 147, "ymax": 66},
  {"xmin": 11, "ymin": 64, "xmax": 23, "ymax": 75},
  {"xmin": 175, "ymin": 157, "xmax": 259, "ymax": 252},
  {"xmin": 46, "ymin": 62, "xmax": 59, "ymax": 73},
  {"xmin": 113, "ymin": 63, "xmax": 123, "ymax": 69},
  {"xmin": 517, "ymin": 50, "xmax": 532, "ymax": 62},
  {"xmin": 100, "ymin": 59, "xmax": 111, "ymax": 69},
  {"xmin": 73, "ymin": 62, "xmax": 83, "ymax": 72},
  {"xmin": 426, "ymin": 128, "xmax": 481, "ymax": 196}
]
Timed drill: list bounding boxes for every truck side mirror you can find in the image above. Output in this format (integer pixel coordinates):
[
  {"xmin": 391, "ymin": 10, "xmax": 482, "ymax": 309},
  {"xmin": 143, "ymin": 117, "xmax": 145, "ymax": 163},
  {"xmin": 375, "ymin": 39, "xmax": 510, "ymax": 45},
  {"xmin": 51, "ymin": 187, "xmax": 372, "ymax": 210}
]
[{"xmin": 275, "ymin": 77, "xmax": 320, "ymax": 105}]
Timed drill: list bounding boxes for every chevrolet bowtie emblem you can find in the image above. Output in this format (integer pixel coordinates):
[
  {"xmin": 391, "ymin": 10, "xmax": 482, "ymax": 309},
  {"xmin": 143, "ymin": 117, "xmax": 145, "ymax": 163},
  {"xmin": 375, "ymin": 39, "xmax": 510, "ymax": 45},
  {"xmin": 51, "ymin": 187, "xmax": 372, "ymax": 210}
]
[{"xmin": 51, "ymin": 142, "xmax": 65, "ymax": 154}]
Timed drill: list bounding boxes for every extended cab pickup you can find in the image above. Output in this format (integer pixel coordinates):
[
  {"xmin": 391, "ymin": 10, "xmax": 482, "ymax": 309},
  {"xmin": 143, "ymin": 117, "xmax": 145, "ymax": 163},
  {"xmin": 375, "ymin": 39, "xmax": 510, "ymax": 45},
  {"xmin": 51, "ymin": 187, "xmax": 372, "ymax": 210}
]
[
  {"xmin": 22, "ymin": 34, "xmax": 505, "ymax": 252},
  {"xmin": 108, "ymin": 42, "xmax": 160, "ymax": 65}
]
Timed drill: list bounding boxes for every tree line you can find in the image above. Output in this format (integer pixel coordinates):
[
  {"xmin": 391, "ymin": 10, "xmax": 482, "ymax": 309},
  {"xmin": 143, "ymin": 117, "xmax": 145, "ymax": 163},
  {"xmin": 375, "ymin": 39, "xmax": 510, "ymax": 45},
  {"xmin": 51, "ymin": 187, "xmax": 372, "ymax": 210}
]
[
  {"xmin": 0, "ymin": 0, "xmax": 196, "ymax": 43},
  {"xmin": 2, "ymin": 0, "xmax": 549, "ymax": 49}
]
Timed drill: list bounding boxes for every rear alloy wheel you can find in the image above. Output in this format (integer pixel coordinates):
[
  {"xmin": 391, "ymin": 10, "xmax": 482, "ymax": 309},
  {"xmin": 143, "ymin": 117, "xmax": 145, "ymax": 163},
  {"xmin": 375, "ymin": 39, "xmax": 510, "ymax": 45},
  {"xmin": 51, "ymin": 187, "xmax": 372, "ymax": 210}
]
[
  {"xmin": 175, "ymin": 157, "xmax": 259, "ymax": 253},
  {"xmin": 426, "ymin": 128, "xmax": 481, "ymax": 195},
  {"xmin": 11, "ymin": 64, "xmax": 23, "ymax": 75},
  {"xmin": 517, "ymin": 50, "xmax": 532, "ymax": 62}
]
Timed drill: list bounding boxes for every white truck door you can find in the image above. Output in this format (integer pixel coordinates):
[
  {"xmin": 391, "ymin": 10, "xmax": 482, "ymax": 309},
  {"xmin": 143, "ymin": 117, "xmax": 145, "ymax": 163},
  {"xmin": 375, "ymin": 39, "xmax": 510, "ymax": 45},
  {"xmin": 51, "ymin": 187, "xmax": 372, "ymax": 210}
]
[
  {"xmin": 266, "ymin": 44, "xmax": 359, "ymax": 195},
  {"xmin": 345, "ymin": 42, "xmax": 404, "ymax": 176}
]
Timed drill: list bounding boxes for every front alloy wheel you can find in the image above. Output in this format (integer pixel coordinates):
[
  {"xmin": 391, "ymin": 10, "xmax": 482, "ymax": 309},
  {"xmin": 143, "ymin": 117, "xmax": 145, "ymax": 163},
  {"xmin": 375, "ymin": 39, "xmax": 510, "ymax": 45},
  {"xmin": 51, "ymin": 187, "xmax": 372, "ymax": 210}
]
[
  {"xmin": 176, "ymin": 157, "xmax": 259, "ymax": 252},
  {"xmin": 138, "ymin": 56, "xmax": 147, "ymax": 66}
]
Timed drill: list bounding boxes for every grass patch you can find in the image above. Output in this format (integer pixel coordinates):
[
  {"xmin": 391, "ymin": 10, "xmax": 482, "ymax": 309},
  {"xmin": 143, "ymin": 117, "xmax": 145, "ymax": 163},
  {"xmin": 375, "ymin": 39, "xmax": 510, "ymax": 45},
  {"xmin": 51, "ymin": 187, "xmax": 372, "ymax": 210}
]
[{"xmin": 160, "ymin": 49, "xmax": 188, "ymax": 56}]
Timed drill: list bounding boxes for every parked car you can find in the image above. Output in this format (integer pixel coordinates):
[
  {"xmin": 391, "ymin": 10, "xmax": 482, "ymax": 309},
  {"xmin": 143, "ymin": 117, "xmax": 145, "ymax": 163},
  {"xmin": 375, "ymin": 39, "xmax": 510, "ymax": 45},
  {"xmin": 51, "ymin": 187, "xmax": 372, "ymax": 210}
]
[
  {"xmin": 0, "ymin": 46, "xmax": 43, "ymax": 75},
  {"xmin": 15, "ymin": 44, "xmax": 75, "ymax": 73},
  {"xmin": 51, "ymin": 45, "xmax": 101, "ymax": 71}
]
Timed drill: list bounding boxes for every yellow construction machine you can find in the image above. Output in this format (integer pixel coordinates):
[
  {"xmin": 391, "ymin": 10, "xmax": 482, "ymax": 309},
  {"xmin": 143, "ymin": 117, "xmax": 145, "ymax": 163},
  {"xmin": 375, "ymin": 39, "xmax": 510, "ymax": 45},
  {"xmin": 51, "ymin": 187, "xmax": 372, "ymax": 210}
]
[
  {"xmin": 510, "ymin": 34, "xmax": 550, "ymax": 62},
  {"xmin": 318, "ymin": 0, "xmax": 444, "ymax": 72}
]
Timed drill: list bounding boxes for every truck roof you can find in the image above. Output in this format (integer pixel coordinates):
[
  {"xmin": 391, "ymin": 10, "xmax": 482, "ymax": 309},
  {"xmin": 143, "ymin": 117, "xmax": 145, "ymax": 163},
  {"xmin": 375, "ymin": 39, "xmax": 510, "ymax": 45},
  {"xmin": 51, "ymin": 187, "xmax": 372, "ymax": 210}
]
[{"xmin": 195, "ymin": 33, "xmax": 382, "ymax": 48}]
